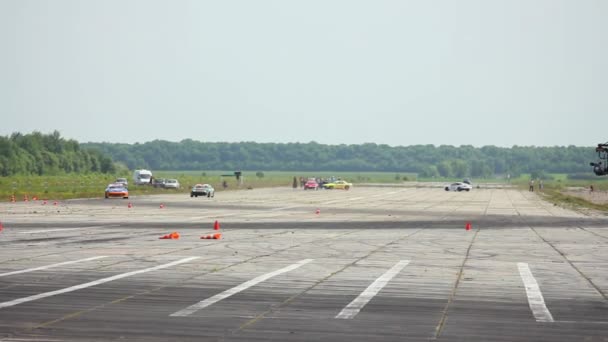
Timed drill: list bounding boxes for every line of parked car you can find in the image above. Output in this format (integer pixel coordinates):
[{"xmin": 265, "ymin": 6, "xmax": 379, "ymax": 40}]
[
  {"xmin": 105, "ymin": 176, "xmax": 217, "ymax": 200},
  {"xmin": 303, "ymin": 179, "xmax": 353, "ymax": 190},
  {"xmin": 105, "ymin": 174, "xmax": 473, "ymax": 200}
]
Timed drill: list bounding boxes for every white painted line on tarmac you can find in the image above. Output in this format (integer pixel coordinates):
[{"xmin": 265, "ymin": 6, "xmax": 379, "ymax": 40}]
[
  {"xmin": 336, "ymin": 260, "xmax": 410, "ymax": 319},
  {"xmin": 347, "ymin": 197, "xmax": 365, "ymax": 201},
  {"xmin": 0, "ymin": 257, "xmax": 199, "ymax": 310},
  {"xmin": 517, "ymin": 262, "xmax": 554, "ymax": 322},
  {"xmin": 0, "ymin": 256, "xmax": 108, "ymax": 277},
  {"xmin": 170, "ymin": 259, "xmax": 313, "ymax": 317},
  {"xmin": 555, "ymin": 320, "xmax": 608, "ymax": 324},
  {"xmin": 0, "ymin": 338, "xmax": 66, "ymax": 341},
  {"xmin": 271, "ymin": 205, "xmax": 299, "ymax": 211},
  {"xmin": 17, "ymin": 226, "xmax": 113, "ymax": 234},
  {"xmin": 320, "ymin": 199, "xmax": 342, "ymax": 205},
  {"xmin": 18, "ymin": 228, "xmax": 86, "ymax": 234}
]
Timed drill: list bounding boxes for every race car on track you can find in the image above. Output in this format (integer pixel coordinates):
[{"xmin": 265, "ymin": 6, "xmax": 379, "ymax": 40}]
[
  {"xmin": 105, "ymin": 183, "xmax": 129, "ymax": 199},
  {"xmin": 323, "ymin": 180, "xmax": 352, "ymax": 190},
  {"xmin": 444, "ymin": 182, "xmax": 472, "ymax": 192},
  {"xmin": 304, "ymin": 179, "xmax": 319, "ymax": 190},
  {"xmin": 191, "ymin": 184, "xmax": 215, "ymax": 198}
]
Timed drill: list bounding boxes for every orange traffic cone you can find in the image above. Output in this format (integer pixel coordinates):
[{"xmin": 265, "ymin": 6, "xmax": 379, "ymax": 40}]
[
  {"xmin": 213, "ymin": 233, "xmax": 222, "ymax": 240},
  {"xmin": 465, "ymin": 222, "xmax": 472, "ymax": 231},
  {"xmin": 0, "ymin": 221, "xmax": 3, "ymax": 232},
  {"xmin": 53, "ymin": 201, "xmax": 58, "ymax": 206},
  {"xmin": 160, "ymin": 203, "xmax": 165, "ymax": 209},
  {"xmin": 128, "ymin": 202, "xmax": 133, "ymax": 208},
  {"xmin": 160, "ymin": 232, "xmax": 180, "ymax": 239},
  {"xmin": 214, "ymin": 220, "xmax": 220, "ymax": 230},
  {"xmin": 23, "ymin": 194, "xmax": 29, "ymax": 202},
  {"xmin": 315, "ymin": 208, "xmax": 320, "ymax": 214},
  {"xmin": 42, "ymin": 200, "xmax": 47, "ymax": 205}
]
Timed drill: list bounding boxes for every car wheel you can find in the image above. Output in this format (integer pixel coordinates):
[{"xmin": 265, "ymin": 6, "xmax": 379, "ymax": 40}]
[
  {"xmin": 458, "ymin": 188, "xmax": 463, "ymax": 192},
  {"xmin": 344, "ymin": 185, "xmax": 350, "ymax": 190},
  {"xmin": 466, "ymin": 189, "xmax": 470, "ymax": 192},
  {"xmin": 124, "ymin": 196, "xmax": 128, "ymax": 199},
  {"xmin": 190, "ymin": 194, "xmax": 193, "ymax": 197},
  {"xmin": 444, "ymin": 187, "xmax": 449, "ymax": 191}
]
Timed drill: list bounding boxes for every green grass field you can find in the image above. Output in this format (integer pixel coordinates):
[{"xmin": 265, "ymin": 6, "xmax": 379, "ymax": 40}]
[{"xmin": 2, "ymin": 171, "xmax": 608, "ymax": 202}]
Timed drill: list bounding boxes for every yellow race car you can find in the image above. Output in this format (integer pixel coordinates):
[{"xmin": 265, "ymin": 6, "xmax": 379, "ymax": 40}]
[{"xmin": 322, "ymin": 180, "xmax": 352, "ymax": 190}]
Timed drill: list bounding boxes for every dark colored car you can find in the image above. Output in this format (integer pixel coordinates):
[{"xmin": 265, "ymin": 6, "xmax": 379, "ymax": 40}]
[{"xmin": 152, "ymin": 178, "xmax": 166, "ymax": 188}]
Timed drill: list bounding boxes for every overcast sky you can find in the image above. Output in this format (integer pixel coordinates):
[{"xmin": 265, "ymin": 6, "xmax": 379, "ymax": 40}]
[{"xmin": 1, "ymin": 0, "xmax": 607, "ymax": 147}]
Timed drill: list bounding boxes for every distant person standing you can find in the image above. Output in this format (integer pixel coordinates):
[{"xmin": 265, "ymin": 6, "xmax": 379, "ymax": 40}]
[
  {"xmin": 292, "ymin": 176, "xmax": 298, "ymax": 190},
  {"xmin": 529, "ymin": 179, "xmax": 534, "ymax": 192},
  {"xmin": 539, "ymin": 179, "xmax": 544, "ymax": 191}
]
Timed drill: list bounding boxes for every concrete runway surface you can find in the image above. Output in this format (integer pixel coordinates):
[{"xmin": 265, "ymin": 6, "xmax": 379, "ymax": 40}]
[{"xmin": 0, "ymin": 186, "xmax": 607, "ymax": 341}]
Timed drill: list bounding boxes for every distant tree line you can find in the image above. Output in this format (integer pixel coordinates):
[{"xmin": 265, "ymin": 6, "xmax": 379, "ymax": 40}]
[
  {"xmin": 82, "ymin": 139, "xmax": 597, "ymax": 178},
  {"xmin": 0, "ymin": 131, "xmax": 115, "ymax": 176}
]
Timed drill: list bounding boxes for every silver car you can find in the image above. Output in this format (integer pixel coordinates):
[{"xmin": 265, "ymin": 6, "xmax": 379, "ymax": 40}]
[
  {"xmin": 444, "ymin": 182, "xmax": 472, "ymax": 192},
  {"xmin": 163, "ymin": 179, "xmax": 180, "ymax": 189},
  {"xmin": 191, "ymin": 184, "xmax": 215, "ymax": 198}
]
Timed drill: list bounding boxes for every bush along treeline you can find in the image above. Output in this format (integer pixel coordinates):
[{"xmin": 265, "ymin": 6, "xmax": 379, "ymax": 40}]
[
  {"xmin": 0, "ymin": 131, "xmax": 116, "ymax": 176},
  {"xmin": 82, "ymin": 139, "xmax": 597, "ymax": 178}
]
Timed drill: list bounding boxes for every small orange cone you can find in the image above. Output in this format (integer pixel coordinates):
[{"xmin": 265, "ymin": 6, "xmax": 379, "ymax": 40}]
[
  {"xmin": 128, "ymin": 202, "xmax": 133, "ymax": 208},
  {"xmin": 213, "ymin": 233, "xmax": 222, "ymax": 239},
  {"xmin": 160, "ymin": 231, "xmax": 180, "ymax": 239},
  {"xmin": 315, "ymin": 208, "xmax": 320, "ymax": 214},
  {"xmin": 24, "ymin": 195, "xmax": 29, "ymax": 202},
  {"xmin": 54, "ymin": 201, "xmax": 58, "ymax": 206},
  {"xmin": 465, "ymin": 222, "xmax": 472, "ymax": 231},
  {"xmin": 213, "ymin": 220, "xmax": 220, "ymax": 230},
  {"xmin": 32, "ymin": 196, "xmax": 38, "ymax": 201},
  {"xmin": 0, "ymin": 221, "xmax": 3, "ymax": 232},
  {"xmin": 160, "ymin": 203, "xmax": 165, "ymax": 209}
]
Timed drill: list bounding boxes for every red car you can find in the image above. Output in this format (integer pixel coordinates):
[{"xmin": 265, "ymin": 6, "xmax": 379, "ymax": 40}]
[
  {"xmin": 304, "ymin": 179, "xmax": 319, "ymax": 190},
  {"xmin": 105, "ymin": 183, "xmax": 129, "ymax": 199}
]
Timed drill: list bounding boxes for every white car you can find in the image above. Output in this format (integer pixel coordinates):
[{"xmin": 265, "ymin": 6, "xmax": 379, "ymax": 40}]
[
  {"xmin": 163, "ymin": 179, "xmax": 180, "ymax": 189},
  {"xmin": 115, "ymin": 178, "xmax": 128, "ymax": 187},
  {"xmin": 444, "ymin": 182, "xmax": 472, "ymax": 192},
  {"xmin": 191, "ymin": 184, "xmax": 215, "ymax": 198}
]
